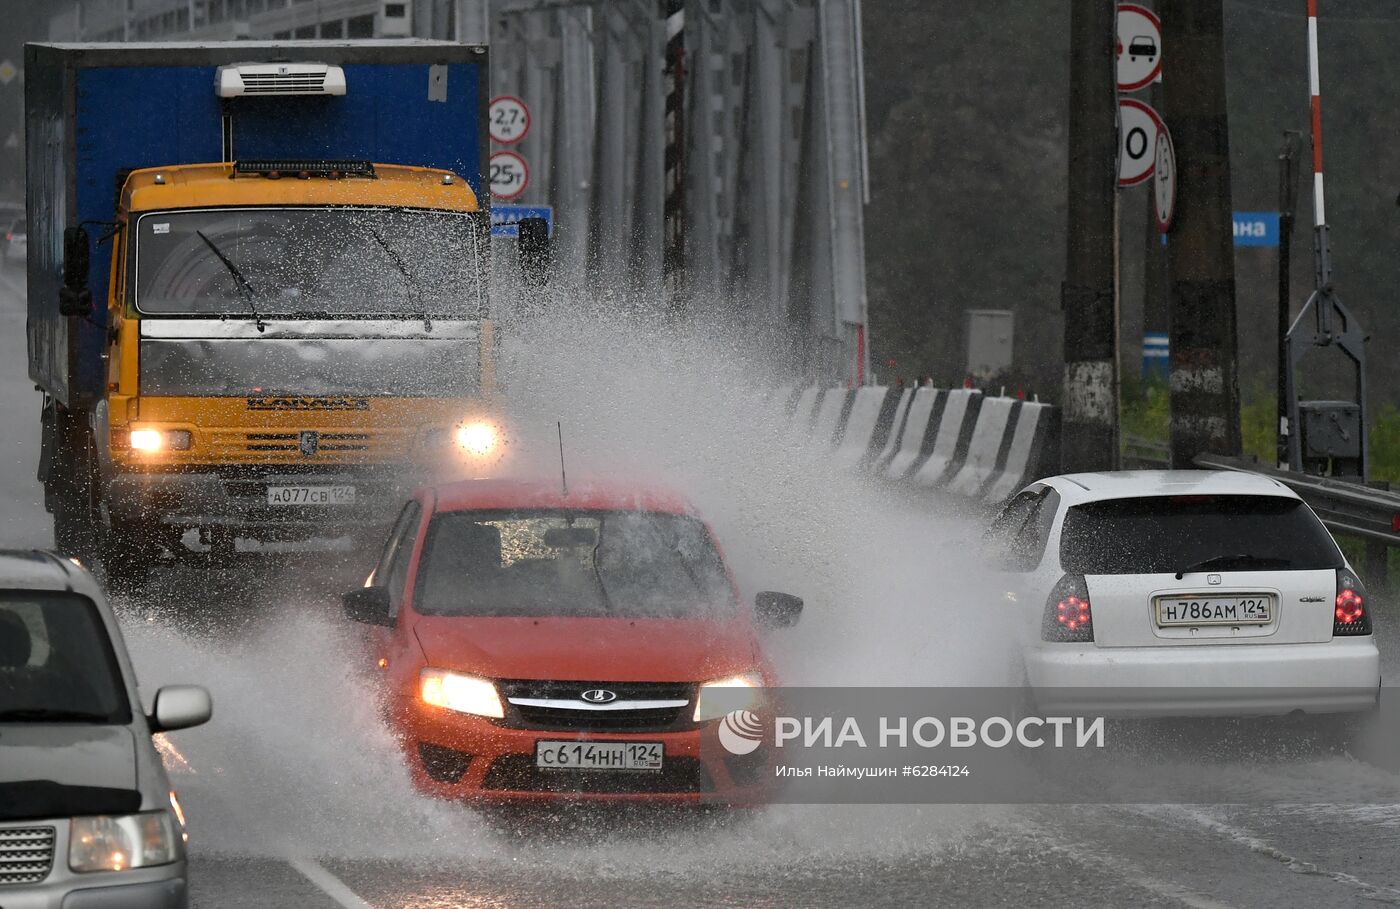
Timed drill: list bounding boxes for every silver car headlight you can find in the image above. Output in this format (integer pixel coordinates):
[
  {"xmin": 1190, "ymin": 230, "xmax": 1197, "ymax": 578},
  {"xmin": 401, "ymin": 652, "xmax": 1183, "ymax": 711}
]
[{"xmin": 69, "ymin": 811, "xmax": 179, "ymax": 873}]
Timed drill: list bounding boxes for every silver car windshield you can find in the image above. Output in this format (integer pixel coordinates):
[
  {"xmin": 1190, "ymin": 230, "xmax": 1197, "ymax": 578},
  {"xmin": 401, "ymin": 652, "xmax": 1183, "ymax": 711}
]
[
  {"xmin": 0, "ymin": 592, "xmax": 130, "ymax": 725},
  {"xmin": 133, "ymin": 207, "xmax": 482, "ymax": 317}
]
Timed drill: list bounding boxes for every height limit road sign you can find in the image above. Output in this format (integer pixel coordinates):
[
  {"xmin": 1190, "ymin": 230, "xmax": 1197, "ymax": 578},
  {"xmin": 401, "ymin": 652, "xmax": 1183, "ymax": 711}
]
[
  {"xmin": 1116, "ymin": 4, "xmax": 1162, "ymax": 92},
  {"xmin": 488, "ymin": 95, "xmax": 530, "ymax": 145}
]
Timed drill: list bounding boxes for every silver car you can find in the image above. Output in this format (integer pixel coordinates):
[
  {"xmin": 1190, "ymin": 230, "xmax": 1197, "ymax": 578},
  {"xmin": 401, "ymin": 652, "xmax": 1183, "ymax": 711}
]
[{"xmin": 0, "ymin": 550, "xmax": 211, "ymax": 908}]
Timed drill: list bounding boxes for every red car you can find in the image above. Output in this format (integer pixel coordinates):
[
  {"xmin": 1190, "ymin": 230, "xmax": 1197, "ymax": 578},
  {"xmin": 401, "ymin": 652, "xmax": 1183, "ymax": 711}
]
[{"xmin": 343, "ymin": 477, "xmax": 803, "ymax": 804}]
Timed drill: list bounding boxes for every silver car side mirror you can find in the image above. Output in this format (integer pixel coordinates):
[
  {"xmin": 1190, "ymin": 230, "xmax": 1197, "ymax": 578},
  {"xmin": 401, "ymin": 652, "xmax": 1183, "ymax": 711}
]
[{"xmin": 149, "ymin": 685, "xmax": 213, "ymax": 733}]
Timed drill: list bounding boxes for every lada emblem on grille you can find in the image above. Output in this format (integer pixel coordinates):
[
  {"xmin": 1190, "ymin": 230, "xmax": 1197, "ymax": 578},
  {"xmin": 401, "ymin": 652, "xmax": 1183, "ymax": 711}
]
[
  {"xmin": 580, "ymin": 689, "xmax": 617, "ymax": 704},
  {"xmin": 299, "ymin": 431, "xmax": 319, "ymax": 457},
  {"xmin": 1207, "ymin": 574, "xmax": 1222, "ymax": 585}
]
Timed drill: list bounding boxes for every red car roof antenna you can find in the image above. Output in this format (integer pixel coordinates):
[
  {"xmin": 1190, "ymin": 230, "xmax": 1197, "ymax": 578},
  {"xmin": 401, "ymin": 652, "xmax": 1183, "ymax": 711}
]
[{"xmin": 556, "ymin": 422, "xmax": 569, "ymax": 498}]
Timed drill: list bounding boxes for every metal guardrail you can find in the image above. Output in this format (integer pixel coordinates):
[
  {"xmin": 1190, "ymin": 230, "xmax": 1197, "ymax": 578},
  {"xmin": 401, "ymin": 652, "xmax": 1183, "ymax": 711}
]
[
  {"xmin": 1195, "ymin": 453, "xmax": 1400, "ymax": 547},
  {"xmin": 1122, "ymin": 433, "xmax": 1171, "ymax": 470}
]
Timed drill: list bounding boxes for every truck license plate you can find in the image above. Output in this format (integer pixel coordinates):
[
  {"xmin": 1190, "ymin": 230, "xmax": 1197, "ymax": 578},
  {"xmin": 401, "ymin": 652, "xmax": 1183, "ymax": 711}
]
[{"xmin": 265, "ymin": 485, "xmax": 356, "ymax": 506}]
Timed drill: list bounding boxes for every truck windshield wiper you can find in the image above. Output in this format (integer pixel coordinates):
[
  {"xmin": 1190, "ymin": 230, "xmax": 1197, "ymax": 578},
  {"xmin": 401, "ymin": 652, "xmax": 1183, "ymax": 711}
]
[
  {"xmin": 1174, "ymin": 554, "xmax": 1292, "ymax": 580},
  {"xmin": 0, "ymin": 707, "xmax": 114, "ymax": 723},
  {"xmin": 195, "ymin": 229, "xmax": 266, "ymax": 332},
  {"xmin": 366, "ymin": 226, "xmax": 431, "ymax": 332}
]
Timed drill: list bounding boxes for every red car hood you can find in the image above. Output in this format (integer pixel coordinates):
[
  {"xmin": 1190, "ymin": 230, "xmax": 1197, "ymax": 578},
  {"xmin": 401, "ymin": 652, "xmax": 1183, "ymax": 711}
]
[{"xmin": 411, "ymin": 615, "xmax": 760, "ymax": 682}]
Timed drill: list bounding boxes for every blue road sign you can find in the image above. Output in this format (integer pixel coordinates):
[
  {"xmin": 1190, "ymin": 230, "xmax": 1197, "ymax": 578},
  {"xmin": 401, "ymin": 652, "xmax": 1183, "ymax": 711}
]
[
  {"xmin": 1233, "ymin": 211, "xmax": 1279, "ymax": 247},
  {"xmin": 1143, "ymin": 331, "xmax": 1169, "ymax": 380},
  {"xmin": 491, "ymin": 204, "xmax": 554, "ymax": 238}
]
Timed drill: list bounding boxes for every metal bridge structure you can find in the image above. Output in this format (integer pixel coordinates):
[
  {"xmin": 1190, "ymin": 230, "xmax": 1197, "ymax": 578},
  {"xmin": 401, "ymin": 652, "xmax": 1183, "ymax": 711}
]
[{"xmin": 434, "ymin": 0, "xmax": 871, "ymax": 384}]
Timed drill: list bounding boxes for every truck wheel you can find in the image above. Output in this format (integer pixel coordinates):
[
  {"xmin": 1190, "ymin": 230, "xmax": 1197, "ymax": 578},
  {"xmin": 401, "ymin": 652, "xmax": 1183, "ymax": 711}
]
[
  {"xmin": 51, "ymin": 473, "xmax": 102, "ymax": 564},
  {"xmin": 47, "ymin": 407, "xmax": 100, "ymax": 562},
  {"xmin": 101, "ymin": 522, "xmax": 158, "ymax": 594}
]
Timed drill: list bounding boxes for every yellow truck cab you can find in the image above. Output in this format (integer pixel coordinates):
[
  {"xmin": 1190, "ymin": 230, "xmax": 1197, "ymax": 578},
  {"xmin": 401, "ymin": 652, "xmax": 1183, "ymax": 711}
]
[
  {"xmin": 25, "ymin": 43, "xmax": 533, "ymax": 588},
  {"xmin": 100, "ymin": 161, "xmax": 493, "ymax": 573}
]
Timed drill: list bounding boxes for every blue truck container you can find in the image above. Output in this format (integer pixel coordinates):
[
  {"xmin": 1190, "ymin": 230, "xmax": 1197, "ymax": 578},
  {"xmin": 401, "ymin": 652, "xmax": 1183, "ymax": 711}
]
[{"xmin": 24, "ymin": 41, "xmax": 489, "ymax": 408}]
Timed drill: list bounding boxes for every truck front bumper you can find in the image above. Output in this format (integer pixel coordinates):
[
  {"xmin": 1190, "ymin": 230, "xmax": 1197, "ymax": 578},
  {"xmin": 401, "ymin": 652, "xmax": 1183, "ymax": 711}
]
[{"xmin": 106, "ymin": 467, "xmax": 426, "ymax": 535}]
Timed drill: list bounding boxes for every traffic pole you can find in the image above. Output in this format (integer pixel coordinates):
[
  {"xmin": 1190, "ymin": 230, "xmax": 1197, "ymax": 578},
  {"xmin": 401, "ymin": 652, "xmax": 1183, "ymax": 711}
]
[
  {"xmin": 1060, "ymin": 0, "xmax": 1120, "ymax": 473},
  {"xmin": 1143, "ymin": 78, "xmax": 1169, "ymax": 387},
  {"xmin": 1283, "ymin": 0, "xmax": 1369, "ymax": 481},
  {"xmin": 660, "ymin": 0, "xmax": 686, "ymax": 315},
  {"xmin": 1306, "ymin": 0, "xmax": 1332, "ymax": 301},
  {"xmin": 1161, "ymin": 0, "xmax": 1243, "ymax": 464},
  {"xmin": 1276, "ymin": 131, "xmax": 1300, "ymax": 468}
]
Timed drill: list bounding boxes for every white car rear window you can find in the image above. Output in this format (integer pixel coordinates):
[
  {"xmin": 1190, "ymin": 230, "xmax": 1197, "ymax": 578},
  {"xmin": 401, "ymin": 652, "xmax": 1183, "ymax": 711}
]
[{"xmin": 1059, "ymin": 494, "xmax": 1343, "ymax": 575}]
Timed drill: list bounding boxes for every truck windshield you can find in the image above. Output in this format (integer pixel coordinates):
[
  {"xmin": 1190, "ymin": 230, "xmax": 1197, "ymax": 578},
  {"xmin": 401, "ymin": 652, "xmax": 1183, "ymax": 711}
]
[
  {"xmin": 134, "ymin": 207, "xmax": 481, "ymax": 317},
  {"xmin": 0, "ymin": 592, "xmax": 131, "ymax": 725},
  {"xmin": 413, "ymin": 510, "xmax": 739, "ymax": 620}
]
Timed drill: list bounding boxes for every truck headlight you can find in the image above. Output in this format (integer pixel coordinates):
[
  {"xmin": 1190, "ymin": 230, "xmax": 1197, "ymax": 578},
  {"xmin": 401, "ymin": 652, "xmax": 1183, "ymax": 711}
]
[
  {"xmin": 419, "ymin": 669, "xmax": 504, "ymax": 718},
  {"xmin": 69, "ymin": 811, "xmax": 179, "ymax": 873},
  {"xmin": 455, "ymin": 421, "xmax": 499, "ymax": 457},
  {"xmin": 129, "ymin": 429, "xmax": 192, "ymax": 452},
  {"xmin": 693, "ymin": 671, "xmax": 764, "ymax": 722}
]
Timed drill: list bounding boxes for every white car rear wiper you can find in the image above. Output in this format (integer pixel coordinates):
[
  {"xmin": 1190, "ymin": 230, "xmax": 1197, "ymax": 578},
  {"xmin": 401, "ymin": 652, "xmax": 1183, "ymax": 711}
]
[
  {"xmin": 1174, "ymin": 554, "xmax": 1292, "ymax": 580},
  {"xmin": 195, "ymin": 229, "xmax": 267, "ymax": 332}
]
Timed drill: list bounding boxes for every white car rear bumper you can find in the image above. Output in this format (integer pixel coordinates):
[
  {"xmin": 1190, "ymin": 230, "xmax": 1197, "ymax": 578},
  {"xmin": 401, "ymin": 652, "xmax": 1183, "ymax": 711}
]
[{"xmin": 1025, "ymin": 636, "xmax": 1380, "ymax": 717}]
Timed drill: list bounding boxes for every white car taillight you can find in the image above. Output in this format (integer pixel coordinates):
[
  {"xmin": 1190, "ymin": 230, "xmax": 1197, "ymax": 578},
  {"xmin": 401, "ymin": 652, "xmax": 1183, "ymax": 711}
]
[
  {"xmin": 1334, "ymin": 569, "xmax": 1372, "ymax": 636},
  {"xmin": 1042, "ymin": 574, "xmax": 1094, "ymax": 643}
]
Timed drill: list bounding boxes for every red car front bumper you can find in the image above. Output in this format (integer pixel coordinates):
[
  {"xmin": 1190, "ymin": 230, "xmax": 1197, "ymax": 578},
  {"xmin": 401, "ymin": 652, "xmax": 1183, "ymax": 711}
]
[{"xmin": 393, "ymin": 699, "xmax": 773, "ymax": 805}]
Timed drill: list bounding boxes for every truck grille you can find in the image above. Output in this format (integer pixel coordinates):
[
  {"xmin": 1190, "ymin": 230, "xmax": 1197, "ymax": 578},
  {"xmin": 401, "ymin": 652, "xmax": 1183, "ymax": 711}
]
[
  {"xmin": 244, "ymin": 432, "xmax": 371, "ymax": 452},
  {"xmin": 0, "ymin": 826, "xmax": 55, "ymax": 885},
  {"xmin": 208, "ymin": 430, "xmax": 415, "ymax": 462}
]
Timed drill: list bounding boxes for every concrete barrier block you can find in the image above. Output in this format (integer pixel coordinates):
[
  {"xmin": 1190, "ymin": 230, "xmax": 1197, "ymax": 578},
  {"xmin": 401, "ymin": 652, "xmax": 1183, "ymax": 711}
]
[
  {"xmin": 869, "ymin": 388, "xmax": 913, "ymax": 470},
  {"xmin": 810, "ymin": 388, "xmax": 852, "ymax": 451},
  {"xmin": 832, "ymin": 386, "xmax": 889, "ymax": 468},
  {"xmin": 983, "ymin": 403, "xmax": 1058, "ymax": 503},
  {"xmin": 787, "ymin": 386, "xmax": 822, "ymax": 438},
  {"xmin": 910, "ymin": 389, "xmax": 982, "ymax": 487},
  {"xmin": 946, "ymin": 397, "xmax": 1019, "ymax": 497},
  {"xmin": 883, "ymin": 388, "xmax": 943, "ymax": 480}
]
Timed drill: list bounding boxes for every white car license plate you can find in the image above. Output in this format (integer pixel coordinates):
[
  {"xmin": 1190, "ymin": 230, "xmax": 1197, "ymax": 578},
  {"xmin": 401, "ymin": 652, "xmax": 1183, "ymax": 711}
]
[
  {"xmin": 1155, "ymin": 595, "xmax": 1273, "ymax": 626},
  {"xmin": 535, "ymin": 741, "xmax": 663, "ymax": 772},
  {"xmin": 265, "ymin": 485, "xmax": 356, "ymax": 506}
]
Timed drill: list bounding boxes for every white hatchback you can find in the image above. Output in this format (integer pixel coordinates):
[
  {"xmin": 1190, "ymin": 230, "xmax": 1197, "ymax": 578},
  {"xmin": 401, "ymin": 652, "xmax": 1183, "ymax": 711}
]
[{"xmin": 986, "ymin": 470, "xmax": 1381, "ymax": 717}]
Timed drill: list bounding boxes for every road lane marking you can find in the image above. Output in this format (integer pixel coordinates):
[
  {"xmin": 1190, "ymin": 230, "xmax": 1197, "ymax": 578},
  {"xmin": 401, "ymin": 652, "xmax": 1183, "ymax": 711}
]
[
  {"xmin": 289, "ymin": 857, "xmax": 376, "ymax": 909},
  {"xmin": 1050, "ymin": 842, "xmax": 1237, "ymax": 909},
  {"xmin": 1145, "ymin": 806, "xmax": 1400, "ymax": 904},
  {"xmin": 1025, "ymin": 817, "xmax": 1237, "ymax": 909}
]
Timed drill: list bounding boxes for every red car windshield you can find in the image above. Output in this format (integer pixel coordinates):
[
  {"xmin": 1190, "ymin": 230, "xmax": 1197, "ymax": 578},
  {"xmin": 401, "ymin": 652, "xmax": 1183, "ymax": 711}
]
[{"xmin": 412, "ymin": 509, "xmax": 737, "ymax": 619}]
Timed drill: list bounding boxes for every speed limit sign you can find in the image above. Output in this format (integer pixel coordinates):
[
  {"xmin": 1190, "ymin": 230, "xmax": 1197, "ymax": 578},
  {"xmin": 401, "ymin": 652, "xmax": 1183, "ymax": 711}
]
[
  {"xmin": 489, "ymin": 150, "xmax": 529, "ymax": 200},
  {"xmin": 489, "ymin": 95, "xmax": 530, "ymax": 145}
]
